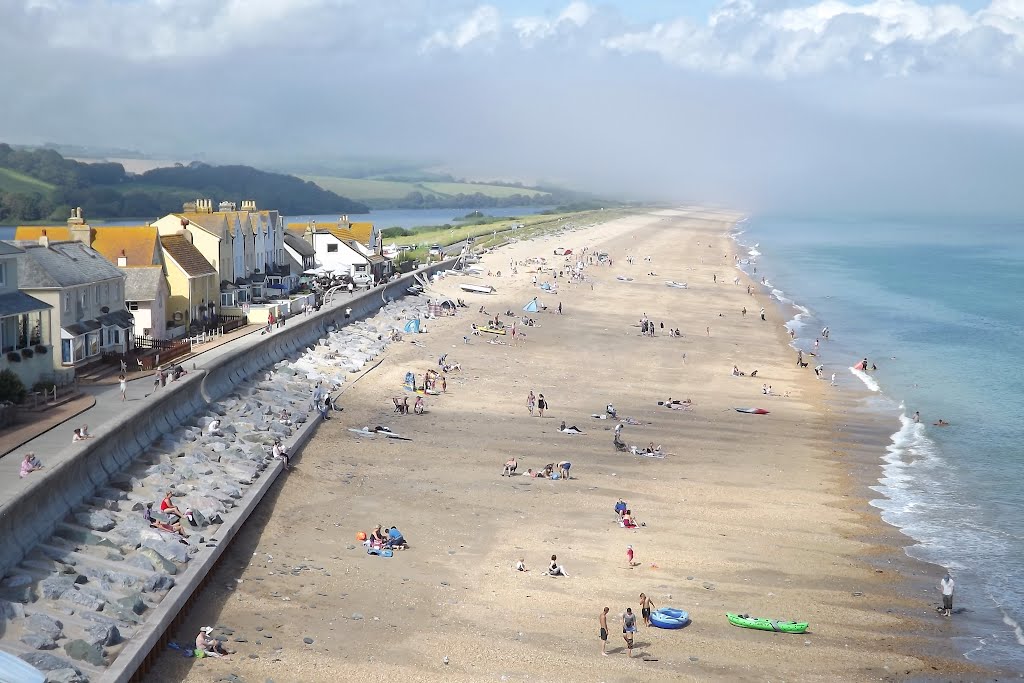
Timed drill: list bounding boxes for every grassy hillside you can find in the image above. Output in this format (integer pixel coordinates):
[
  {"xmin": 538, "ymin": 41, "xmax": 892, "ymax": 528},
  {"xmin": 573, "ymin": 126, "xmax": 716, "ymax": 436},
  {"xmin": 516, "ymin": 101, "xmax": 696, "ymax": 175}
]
[
  {"xmin": 0, "ymin": 167, "xmax": 56, "ymax": 195},
  {"xmin": 301, "ymin": 176, "xmax": 435, "ymax": 200},
  {"xmin": 302, "ymin": 175, "xmax": 551, "ymax": 202}
]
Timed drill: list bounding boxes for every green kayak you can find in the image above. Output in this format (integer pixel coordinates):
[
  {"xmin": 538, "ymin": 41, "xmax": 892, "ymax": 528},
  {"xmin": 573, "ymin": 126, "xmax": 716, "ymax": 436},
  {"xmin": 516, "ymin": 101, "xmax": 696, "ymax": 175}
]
[{"xmin": 726, "ymin": 613, "xmax": 808, "ymax": 634}]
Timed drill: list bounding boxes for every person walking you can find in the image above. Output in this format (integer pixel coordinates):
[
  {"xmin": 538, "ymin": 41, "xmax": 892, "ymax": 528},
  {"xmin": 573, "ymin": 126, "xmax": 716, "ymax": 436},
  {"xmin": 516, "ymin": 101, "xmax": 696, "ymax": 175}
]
[
  {"xmin": 537, "ymin": 393, "xmax": 547, "ymax": 417},
  {"xmin": 527, "ymin": 391, "xmax": 536, "ymax": 416},
  {"xmin": 622, "ymin": 608, "xmax": 637, "ymax": 657},
  {"xmin": 119, "ymin": 373, "xmax": 127, "ymax": 402},
  {"xmin": 626, "ymin": 545, "xmax": 639, "ymax": 567},
  {"xmin": 599, "ymin": 607, "xmax": 610, "ymax": 656},
  {"xmin": 760, "ymin": 307, "xmax": 766, "ymax": 321},
  {"xmin": 941, "ymin": 573, "xmax": 955, "ymax": 617}
]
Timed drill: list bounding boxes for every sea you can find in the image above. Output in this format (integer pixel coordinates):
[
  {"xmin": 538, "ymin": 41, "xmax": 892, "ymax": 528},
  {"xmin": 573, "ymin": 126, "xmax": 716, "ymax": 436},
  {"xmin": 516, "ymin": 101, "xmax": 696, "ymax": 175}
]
[{"xmin": 732, "ymin": 215, "xmax": 1024, "ymax": 672}]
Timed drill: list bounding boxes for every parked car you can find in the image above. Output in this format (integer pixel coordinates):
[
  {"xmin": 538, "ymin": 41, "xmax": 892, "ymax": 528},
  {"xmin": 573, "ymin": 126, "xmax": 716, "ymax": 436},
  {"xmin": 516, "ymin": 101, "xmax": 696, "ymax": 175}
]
[{"xmin": 429, "ymin": 244, "xmax": 444, "ymax": 257}]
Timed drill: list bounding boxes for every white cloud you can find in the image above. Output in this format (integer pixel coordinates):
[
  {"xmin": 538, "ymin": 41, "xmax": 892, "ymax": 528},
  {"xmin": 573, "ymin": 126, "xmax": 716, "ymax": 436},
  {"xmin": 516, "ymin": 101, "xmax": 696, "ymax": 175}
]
[
  {"xmin": 603, "ymin": 0, "xmax": 1024, "ymax": 77},
  {"xmin": 421, "ymin": 5, "xmax": 502, "ymax": 52},
  {"xmin": 512, "ymin": 1, "xmax": 594, "ymax": 46}
]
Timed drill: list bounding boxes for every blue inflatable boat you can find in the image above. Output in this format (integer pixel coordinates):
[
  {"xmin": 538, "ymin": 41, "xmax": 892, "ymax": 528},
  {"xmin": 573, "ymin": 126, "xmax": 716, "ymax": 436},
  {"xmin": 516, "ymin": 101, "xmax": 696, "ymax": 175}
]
[{"xmin": 650, "ymin": 608, "xmax": 690, "ymax": 629}]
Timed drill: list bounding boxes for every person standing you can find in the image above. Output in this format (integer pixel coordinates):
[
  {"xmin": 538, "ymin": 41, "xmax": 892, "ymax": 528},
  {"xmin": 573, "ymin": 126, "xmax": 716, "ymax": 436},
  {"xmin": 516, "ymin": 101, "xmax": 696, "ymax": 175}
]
[
  {"xmin": 537, "ymin": 393, "xmax": 547, "ymax": 417},
  {"xmin": 626, "ymin": 545, "xmax": 639, "ymax": 567},
  {"xmin": 599, "ymin": 607, "xmax": 610, "ymax": 656},
  {"xmin": 119, "ymin": 373, "xmax": 127, "ymax": 402},
  {"xmin": 760, "ymin": 307, "xmax": 766, "ymax": 321},
  {"xmin": 640, "ymin": 593, "xmax": 655, "ymax": 627},
  {"xmin": 527, "ymin": 391, "xmax": 536, "ymax": 416},
  {"xmin": 941, "ymin": 574, "xmax": 955, "ymax": 617},
  {"xmin": 622, "ymin": 608, "xmax": 637, "ymax": 657}
]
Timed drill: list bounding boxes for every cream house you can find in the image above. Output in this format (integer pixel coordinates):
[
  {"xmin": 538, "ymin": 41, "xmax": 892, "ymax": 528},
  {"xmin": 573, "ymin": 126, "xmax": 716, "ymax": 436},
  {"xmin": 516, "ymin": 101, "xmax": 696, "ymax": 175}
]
[
  {"xmin": 0, "ymin": 241, "xmax": 54, "ymax": 389},
  {"xmin": 10, "ymin": 237, "xmax": 130, "ymax": 372},
  {"xmin": 159, "ymin": 233, "xmax": 219, "ymax": 330}
]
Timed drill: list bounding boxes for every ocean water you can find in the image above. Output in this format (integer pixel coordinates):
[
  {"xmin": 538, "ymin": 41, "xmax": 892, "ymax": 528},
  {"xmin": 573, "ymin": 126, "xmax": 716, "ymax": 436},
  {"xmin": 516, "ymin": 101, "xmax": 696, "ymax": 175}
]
[{"xmin": 732, "ymin": 216, "xmax": 1024, "ymax": 671}]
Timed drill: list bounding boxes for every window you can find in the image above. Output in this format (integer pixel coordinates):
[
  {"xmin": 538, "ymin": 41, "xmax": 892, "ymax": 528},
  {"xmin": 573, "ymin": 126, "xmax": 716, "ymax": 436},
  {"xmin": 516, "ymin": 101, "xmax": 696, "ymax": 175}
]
[
  {"xmin": 0, "ymin": 261, "xmax": 6, "ymax": 286},
  {"xmin": 103, "ymin": 283, "xmax": 108, "ymax": 303},
  {"xmin": 327, "ymin": 244, "xmax": 338, "ymax": 253},
  {"xmin": 63, "ymin": 292, "xmax": 70, "ymax": 313},
  {"xmin": 127, "ymin": 301, "xmax": 139, "ymax": 311}
]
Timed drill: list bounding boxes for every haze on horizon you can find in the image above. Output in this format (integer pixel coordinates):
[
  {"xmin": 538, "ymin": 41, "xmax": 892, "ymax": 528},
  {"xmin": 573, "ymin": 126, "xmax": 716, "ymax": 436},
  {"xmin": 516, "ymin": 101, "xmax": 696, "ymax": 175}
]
[{"xmin": 2, "ymin": 0, "xmax": 1023, "ymax": 217}]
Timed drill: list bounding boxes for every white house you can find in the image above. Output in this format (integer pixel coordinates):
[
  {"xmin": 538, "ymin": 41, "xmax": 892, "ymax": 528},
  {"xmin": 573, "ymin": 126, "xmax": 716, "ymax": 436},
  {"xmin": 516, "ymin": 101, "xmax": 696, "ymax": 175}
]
[{"xmin": 123, "ymin": 266, "xmax": 170, "ymax": 340}]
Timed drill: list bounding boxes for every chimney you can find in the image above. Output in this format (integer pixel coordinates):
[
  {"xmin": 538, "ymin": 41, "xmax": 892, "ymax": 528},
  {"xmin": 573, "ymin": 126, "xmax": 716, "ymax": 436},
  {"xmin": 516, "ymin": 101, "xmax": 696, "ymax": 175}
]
[
  {"xmin": 183, "ymin": 200, "xmax": 197, "ymax": 212},
  {"xmin": 117, "ymin": 249, "xmax": 127, "ymax": 267},
  {"xmin": 241, "ymin": 200, "xmax": 256, "ymax": 212},
  {"xmin": 68, "ymin": 208, "xmax": 91, "ymax": 246},
  {"xmin": 218, "ymin": 200, "xmax": 236, "ymax": 212},
  {"xmin": 340, "ymin": 214, "xmax": 350, "ymax": 229},
  {"xmin": 303, "ymin": 220, "xmax": 315, "ymax": 245},
  {"xmin": 38, "ymin": 229, "xmax": 49, "ymax": 248},
  {"xmin": 195, "ymin": 198, "xmax": 213, "ymax": 214}
]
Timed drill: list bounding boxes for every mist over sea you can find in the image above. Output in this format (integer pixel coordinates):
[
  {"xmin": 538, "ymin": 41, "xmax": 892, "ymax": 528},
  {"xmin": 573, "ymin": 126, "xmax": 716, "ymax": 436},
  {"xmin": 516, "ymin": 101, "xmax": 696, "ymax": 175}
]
[{"xmin": 733, "ymin": 215, "xmax": 1024, "ymax": 670}]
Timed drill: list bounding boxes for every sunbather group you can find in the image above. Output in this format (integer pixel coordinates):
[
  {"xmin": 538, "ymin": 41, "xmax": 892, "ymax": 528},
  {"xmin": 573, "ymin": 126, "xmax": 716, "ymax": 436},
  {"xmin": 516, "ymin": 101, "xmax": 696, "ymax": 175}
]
[
  {"xmin": 365, "ymin": 524, "xmax": 408, "ymax": 550},
  {"xmin": 517, "ymin": 461, "xmax": 571, "ymax": 480}
]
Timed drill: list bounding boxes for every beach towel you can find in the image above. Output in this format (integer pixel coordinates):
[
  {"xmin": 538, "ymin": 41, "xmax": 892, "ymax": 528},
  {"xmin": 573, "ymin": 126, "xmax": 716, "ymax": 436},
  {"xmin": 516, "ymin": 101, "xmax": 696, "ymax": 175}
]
[{"xmin": 560, "ymin": 427, "xmax": 584, "ymax": 434}]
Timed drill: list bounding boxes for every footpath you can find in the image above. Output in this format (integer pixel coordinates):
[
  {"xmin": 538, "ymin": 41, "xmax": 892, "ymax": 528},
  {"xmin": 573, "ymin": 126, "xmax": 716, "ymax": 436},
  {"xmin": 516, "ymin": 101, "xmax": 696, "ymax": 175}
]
[{"xmin": 0, "ymin": 291, "xmax": 364, "ymax": 507}]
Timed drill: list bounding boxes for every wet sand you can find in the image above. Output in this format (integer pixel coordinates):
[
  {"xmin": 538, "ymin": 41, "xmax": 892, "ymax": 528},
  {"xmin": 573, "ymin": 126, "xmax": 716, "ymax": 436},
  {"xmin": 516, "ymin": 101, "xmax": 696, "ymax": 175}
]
[{"xmin": 146, "ymin": 209, "xmax": 968, "ymax": 682}]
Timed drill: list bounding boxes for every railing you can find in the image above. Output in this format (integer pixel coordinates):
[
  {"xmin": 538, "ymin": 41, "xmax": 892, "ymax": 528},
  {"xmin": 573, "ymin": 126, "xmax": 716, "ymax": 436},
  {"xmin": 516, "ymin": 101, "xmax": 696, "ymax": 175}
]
[
  {"xmin": 218, "ymin": 314, "xmax": 248, "ymax": 333},
  {"xmin": 130, "ymin": 336, "xmax": 191, "ymax": 370}
]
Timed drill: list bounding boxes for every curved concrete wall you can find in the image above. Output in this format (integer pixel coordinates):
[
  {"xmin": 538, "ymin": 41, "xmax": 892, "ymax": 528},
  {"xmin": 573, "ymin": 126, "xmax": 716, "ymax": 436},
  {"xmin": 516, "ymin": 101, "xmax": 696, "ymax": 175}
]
[{"xmin": 0, "ymin": 262, "xmax": 452, "ymax": 581}]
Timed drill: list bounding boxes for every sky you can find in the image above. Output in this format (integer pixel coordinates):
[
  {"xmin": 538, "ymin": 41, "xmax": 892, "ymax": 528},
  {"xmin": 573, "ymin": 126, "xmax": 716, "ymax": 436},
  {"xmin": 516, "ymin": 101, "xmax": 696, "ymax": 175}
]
[{"xmin": 1, "ymin": 0, "xmax": 1023, "ymax": 216}]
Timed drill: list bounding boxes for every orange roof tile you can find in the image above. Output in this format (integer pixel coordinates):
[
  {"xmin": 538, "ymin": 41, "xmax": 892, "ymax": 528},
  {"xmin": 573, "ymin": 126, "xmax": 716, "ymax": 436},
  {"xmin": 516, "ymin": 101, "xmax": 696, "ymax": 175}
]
[
  {"xmin": 15, "ymin": 225, "xmax": 160, "ymax": 268},
  {"xmin": 348, "ymin": 221, "xmax": 374, "ymax": 245},
  {"xmin": 15, "ymin": 226, "xmax": 71, "ymax": 241}
]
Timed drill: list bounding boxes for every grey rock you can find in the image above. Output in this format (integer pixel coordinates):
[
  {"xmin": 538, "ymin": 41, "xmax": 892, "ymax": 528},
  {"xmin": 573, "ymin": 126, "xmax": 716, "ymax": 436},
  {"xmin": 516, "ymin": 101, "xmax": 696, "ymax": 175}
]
[
  {"xmin": 137, "ymin": 547, "xmax": 180, "ymax": 576},
  {"xmin": 40, "ymin": 577, "xmax": 75, "ymax": 600},
  {"xmin": 303, "ymin": 636, "xmax": 314, "ymax": 644},
  {"xmin": 141, "ymin": 534, "xmax": 189, "ymax": 563},
  {"xmin": 21, "ymin": 632, "xmax": 58, "ymax": 650},
  {"xmin": 143, "ymin": 573, "xmax": 175, "ymax": 593},
  {"xmin": 351, "ymin": 612, "xmax": 363, "ymax": 620},
  {"xmin": 63, "ymin": 639, "xmax": 106, "ymax": 666},
  {"xmin": 28, "ymin": 613, "xmax": 64, "ymax": 639},
  {"xmin": 117, "ymin": 593, "xmax": 147, "ymax": 615},
  {"xmin": 85, "ymin": 622, "xmax": 120, "ymax": 647},
  {"xmin": 19, "ymin": 652, "xmax": 80, "ymax": 672},
  {"xmin": 74, "ymin": 510, "xmax": 117, "ymax": 532},
  {"xmin": 0, "ymin": 583, "xmax": 35, "ymax": 603},
  {"xmin": 45, "ymin": 669, "xmax": 88, "ymax": 683},
  {"xmin": 2, "ymin": 573, "xmax": 33, "ymax": 588},
  {"xmin": 125, "ymin": 554, "xmax": 155, "ymax": 572},
  {"xmin": 61, "ymin": 587, "xmax": 106, "ymax": 612},
  {"xmin": 1, "ymin": 599, "xmax": 26, "ymax": 620}
]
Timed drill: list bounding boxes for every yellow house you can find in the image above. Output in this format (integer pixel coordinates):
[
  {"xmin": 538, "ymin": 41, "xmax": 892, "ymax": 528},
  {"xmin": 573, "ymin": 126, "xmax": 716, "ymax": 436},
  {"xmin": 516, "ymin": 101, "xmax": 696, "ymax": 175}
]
[{"xmin": 159, "ymin": 234, "xmax": 219, "ymax": 329}]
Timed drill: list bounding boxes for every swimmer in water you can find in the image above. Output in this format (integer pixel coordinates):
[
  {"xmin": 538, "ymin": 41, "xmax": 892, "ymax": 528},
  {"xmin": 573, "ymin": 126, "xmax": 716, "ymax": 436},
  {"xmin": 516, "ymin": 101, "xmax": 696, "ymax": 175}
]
[{"xmin": 934, "ymin": 419, "xmax": 950, "ymax": 427}]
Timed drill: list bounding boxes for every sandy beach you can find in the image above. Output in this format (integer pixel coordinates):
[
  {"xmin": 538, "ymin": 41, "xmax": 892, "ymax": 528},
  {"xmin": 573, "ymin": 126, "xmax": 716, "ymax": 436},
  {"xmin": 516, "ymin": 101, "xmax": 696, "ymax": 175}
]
[{"xmin": 146, "ymin": 209, "xmax": 959, "ymax": 682}]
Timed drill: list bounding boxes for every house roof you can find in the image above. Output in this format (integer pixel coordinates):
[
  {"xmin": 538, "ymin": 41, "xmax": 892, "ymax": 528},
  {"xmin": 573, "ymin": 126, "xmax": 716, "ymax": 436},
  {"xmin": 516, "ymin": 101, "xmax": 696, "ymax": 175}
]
[
  {"xmin": 284, "ymin": 233, "xmax": 315, "ymax": 257},
  {"xmin": 348, "ymin": 221, "xmax": 375, "ymax": 245},
  {"xmin": 91, "ymin": 227, "xmax": 160, "ymax": 267},
  {"xmin": 15, "ymin": 225, "xmax": 160, "ymax": 267},
  {"xmin": 123, "ymin": 266, "xmax": 165, "ymax": 302},
  {"xmin": 0, "ymin": 242, "xmax": 24, "ymax": 256},
  {"xmin": 8, "ymin": 240, "xmax": 127, "ymax": 288},
  {"xmin": 160, "ymin": 234, "xmax": 217, "ymax": 277},
  {"xmin": 0, "ymin": 291, "xmax": 51, "ymax": 317},
  {"xmin": 178, "ymin": 212, "xmax": 229, "ymax": 240}
]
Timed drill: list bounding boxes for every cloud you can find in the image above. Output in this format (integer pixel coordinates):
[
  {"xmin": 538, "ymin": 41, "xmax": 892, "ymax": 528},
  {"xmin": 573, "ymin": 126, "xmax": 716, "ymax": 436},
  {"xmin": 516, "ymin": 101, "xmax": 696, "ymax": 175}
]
[
  {"xmin": 421, "ymin": 5, "xmax": 502, "ymax": 52},
  {"xmin": 512, "ymin": 1, "xmax": 594, "ymax": 46}
]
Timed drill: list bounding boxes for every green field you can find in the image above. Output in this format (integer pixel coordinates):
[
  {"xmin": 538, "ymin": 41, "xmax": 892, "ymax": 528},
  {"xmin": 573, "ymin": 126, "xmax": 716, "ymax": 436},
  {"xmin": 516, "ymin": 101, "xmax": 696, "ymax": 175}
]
[
  {"xmin": 303, "ymin": 175, "xmax": 550, "ymax": 202},
  {"xmin": 0, "ymin": 167, "xmax": 56, "ymax": 195},
  {"xmin": 419, "ymin": 181, "xmax": 548, "ymax": 199}
]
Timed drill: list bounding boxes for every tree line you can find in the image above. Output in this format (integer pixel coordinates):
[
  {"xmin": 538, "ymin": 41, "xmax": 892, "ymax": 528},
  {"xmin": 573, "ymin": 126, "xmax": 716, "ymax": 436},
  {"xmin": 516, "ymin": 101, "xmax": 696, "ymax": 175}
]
[{"xmin": 0, "ymin": 144, "xmax": 368, "ymax": 222}]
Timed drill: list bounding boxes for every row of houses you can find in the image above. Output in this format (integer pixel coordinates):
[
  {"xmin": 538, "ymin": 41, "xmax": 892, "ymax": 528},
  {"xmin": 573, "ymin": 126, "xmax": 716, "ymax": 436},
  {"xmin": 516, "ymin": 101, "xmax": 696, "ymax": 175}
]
[{"xmin": 0, "ymin": 200, "xmax": 394, "ymax": 391}]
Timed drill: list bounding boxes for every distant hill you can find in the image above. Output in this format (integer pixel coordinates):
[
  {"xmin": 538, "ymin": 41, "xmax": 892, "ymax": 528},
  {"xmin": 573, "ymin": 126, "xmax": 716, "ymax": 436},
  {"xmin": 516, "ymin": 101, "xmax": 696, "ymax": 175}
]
[{"xmin": 0, "ymin": 143, "xmax": 368, "ymax": 223}]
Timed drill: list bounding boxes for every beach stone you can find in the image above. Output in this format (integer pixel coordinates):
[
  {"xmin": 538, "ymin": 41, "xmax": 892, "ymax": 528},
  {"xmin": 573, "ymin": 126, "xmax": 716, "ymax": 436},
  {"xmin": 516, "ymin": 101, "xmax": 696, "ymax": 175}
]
[
  {"xmin": 702, "ymin": 582, "xmax": 715, "ymax": 591},
  {"xmin": 85, "ymin": 622, "xmax": 120, "ymax": 647},
  {"xmin": 21, "ymin": 632, "xmax": 58, "ymax": 650},
  {"xmin": 2, "ymin": 573, "xmax": 33, "ymax": 588},
  {"xmin": 28, "ymin": 613, "xmax": 64, "ymax": 639},
  {"xmin": 74, "ymin": 510, "xmax": 117, "ymax": 532},
  {"xmin": 40, "ymin": 577, "xmax": 75, "ymax": 600},
  {"xmin": 143, "ymin": 573, "xmax": 175, "ymax": 593},
  {"xmin": 137, "ymin": 548, "xmax": 177, "ymax": 575},
  {"xmin": 141, "ymin": 534, "xmax": 189, "ymax": 563},
  {"xmin": 62, "ymin": 587, "xmax": 106, "ymax": 612},
  {"xmin": 63, "ymin": 639, "xmax": 106, "ymax": 666},
  {"xmin": 351, "ymin": 613, "xmax": 363, "ymax": 620},
  {"xmin": 125, "ymin": 553, "xmax": 156, "ymax": 572},
  {"xmin": 117, "ymin": 592, "xmax": 147, "ymax": 615},
  {"xmin": 303, "ymin": 637, "xmax": 314, "ymax": 644},
  {"xmin": 1, "ymin": 598, "xmax": 26, "ymax": 620},
  {"xmin": 45, "ymin": 669, "xmax": 87, "ymax": 683},
  {"xmin": 20, "ymin": 652, "xmax": 80, "ymax": 671}
]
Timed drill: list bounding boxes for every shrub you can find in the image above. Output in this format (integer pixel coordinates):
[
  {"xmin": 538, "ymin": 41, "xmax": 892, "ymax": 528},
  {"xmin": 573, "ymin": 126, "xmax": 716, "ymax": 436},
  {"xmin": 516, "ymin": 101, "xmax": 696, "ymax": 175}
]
[
  {"xmin": 6, "ymin": 352, "xmax": 21, "ymax": 363},
  {"xmin": 0, "ymin": 368, "xmax": 27, "ymax": 403},
  {"xmin": 34, "ymin": 345, "xmax": 47, "ymax": 354},
  {"xmin": 21, "ymin": 348, "xmax": 33, "ymax": 358}
]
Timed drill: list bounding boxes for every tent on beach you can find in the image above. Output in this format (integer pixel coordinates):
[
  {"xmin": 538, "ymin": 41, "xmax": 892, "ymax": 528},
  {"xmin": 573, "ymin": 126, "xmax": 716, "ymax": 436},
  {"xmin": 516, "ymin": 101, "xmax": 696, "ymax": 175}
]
[
  {"xmin": 404, "ymin": 319, "xmax": 421, "ymax": 334},
  {"xmin": 522, "ymin": 298, "xmax": 539, "ymax": 313}
]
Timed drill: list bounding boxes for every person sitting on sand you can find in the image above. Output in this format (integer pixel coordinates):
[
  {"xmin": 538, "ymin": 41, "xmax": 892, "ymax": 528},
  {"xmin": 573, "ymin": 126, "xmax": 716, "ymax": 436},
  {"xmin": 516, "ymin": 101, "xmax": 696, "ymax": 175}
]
[
  {"xmin": 205, "ymin": 419, "xmax": 222, "ymax": 436},
  {"xmin": 144, "ymin": 503, "xmax": 187, "ymax": 539},
  {"xmin": 606, "ymin": 403, "xmax": 617, "ymax": 418},
  {"xmin": 547, "ymin": 554, "xmax": 569, "ymax": 577},
  {"xmin": 196, "ymin": 627, "xmax": 233, "ymax": 657},
  {"xmin": 615, "ymin": 498, "xmax": 628, "ymax": 517},
  {"xmin": 160, "ymin": 491, "xmax": 184, "ymax": 521},
  {"xmin": 622, "ymin": 509, "xmax": 637, "ymax": 528},
  {"xmin": 732, "ymin": 365, "xmax": 744, "ymax": 376},
  {"xmin": 503, "ymin": 457, "xmax": 518, "ymax": 477},
  {"xmin": 71, "ymin": 427, "xmax": 92, "ymax": 443},
  {"xmin": 414, "ymin": 396, "xmax": 425, "ymax": 415},
  {"xmin": 19, "ymin": 452, "xmax": 43, "ymax": 478},
  {"xmin": 543, "ymin": 463, "xmax": 555, "ymax": 478},
  {"xmin": 515, "ymin": 557, "xmax": 528, "ymax": 572}
]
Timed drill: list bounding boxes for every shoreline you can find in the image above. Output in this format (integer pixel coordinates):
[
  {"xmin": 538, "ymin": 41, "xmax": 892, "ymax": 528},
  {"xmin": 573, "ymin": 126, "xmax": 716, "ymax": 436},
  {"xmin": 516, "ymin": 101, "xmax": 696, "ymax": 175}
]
[
  {"xmin": 731, "ymin": 225, "xmax": 1015, "ymax": 680},
  {"xmin": 145, "ymin": 208, "xmax": 988, "ymax": 682}
]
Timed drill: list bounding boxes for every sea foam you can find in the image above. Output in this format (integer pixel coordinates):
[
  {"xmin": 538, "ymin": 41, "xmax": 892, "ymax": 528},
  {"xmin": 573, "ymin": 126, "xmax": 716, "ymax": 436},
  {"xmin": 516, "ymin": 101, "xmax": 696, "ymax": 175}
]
[{"xmin": 850, "ymin": 366, "xmax": 880, "ymax": 392}]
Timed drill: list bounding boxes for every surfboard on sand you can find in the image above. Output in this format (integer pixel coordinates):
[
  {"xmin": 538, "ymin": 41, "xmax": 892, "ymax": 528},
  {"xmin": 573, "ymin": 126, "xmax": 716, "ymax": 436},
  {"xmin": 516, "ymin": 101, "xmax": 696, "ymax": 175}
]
[
  {"xmin": 348, "ymin": 428, "xmax": 412, "ymax": 440},
  {"xmin": 734, "ymin": 407, "xmax": 770, "ymax": 414}
]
